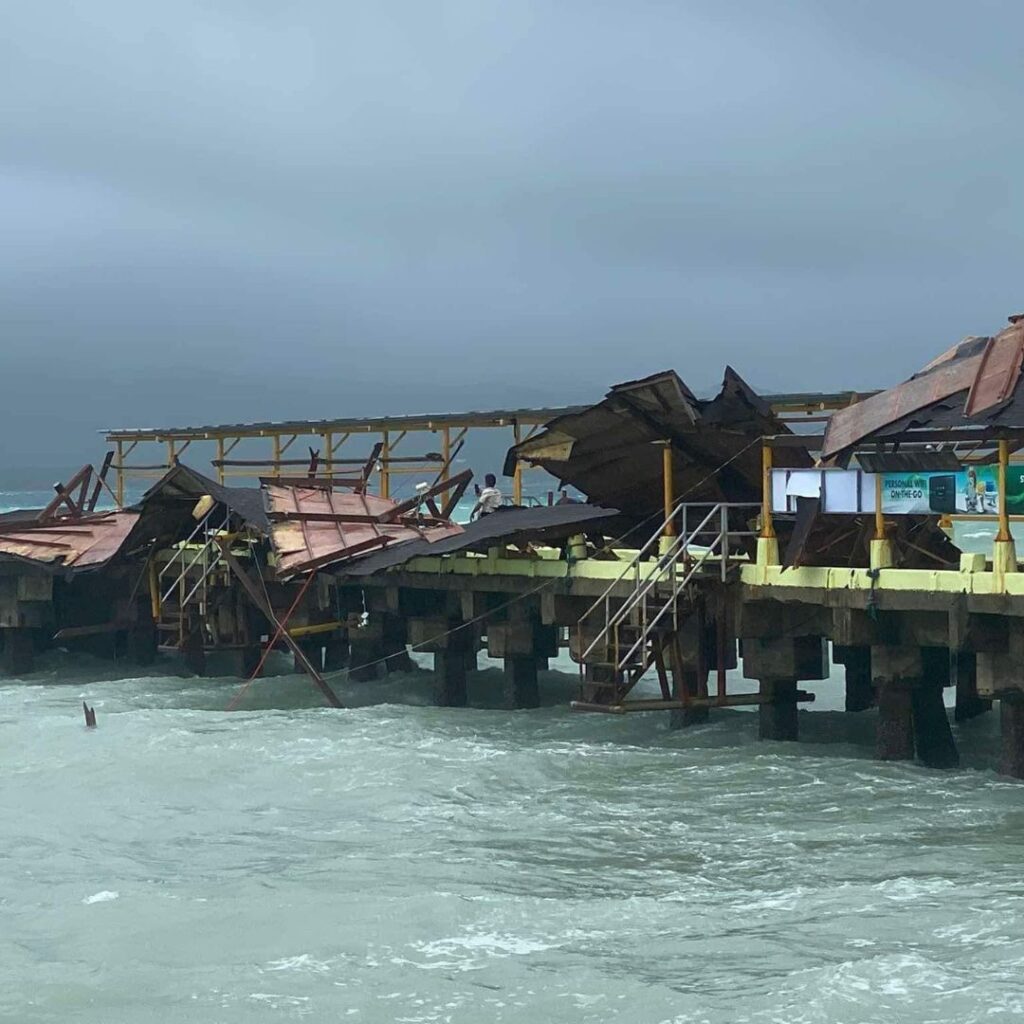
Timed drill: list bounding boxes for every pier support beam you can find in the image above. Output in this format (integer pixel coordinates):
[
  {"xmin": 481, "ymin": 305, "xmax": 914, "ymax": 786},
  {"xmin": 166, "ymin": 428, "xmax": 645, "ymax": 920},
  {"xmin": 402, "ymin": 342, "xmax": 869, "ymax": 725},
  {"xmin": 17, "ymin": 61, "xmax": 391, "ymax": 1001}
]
[
  {"xmin": 999, "ymin": 694, "xmax": 1024, "ymax": 779},
  {"xmin": 758, "ymin": 678, "xmax": 799, "ymax": 741},
  {"xmin": 504, "ymin": 655, "xmax": 540, "ymax": 709},
  {"xmin": 953, "ymin": 651, "xmax": 991, "ymax": 722},
  {"xmin": 669, "ymin": 668, "xmax": 709, "ymax": 729},
  {"xmin": 324, "ymin": 631, "xmax": 349, "ymax": 672},
  {"xmin": 872, "ymin": 646, "xmax": 918, "ymax": 761},
  {"xmin": 911, "ymin": 682, "xmax": 959, "ymax": 769},
  {"xmin": 382, "ymin": 614, "xmax": 414, "ymax": 674},
  {"xmin": 835, "ymin": 645, "xmax": 874, "ymax": 712},
  {"xmin": 293, "ymin": 637, "xmax": 323, "ymax": 675},
  {"xmin": 1, "ymin": 628, "xmax": 34, "ymax": 675},
  {"xmin": 181, "ymin": 628, "xmax": 206, "ymax": 677},
  {"xmin": 434, "ymin": 650, "xmax": 468, "ymax": 707},
  {"xmin": 876, "ymin": 681, "xmax": 915, "ymax": 761},
  {"xmin": 742, "ymin": 635, "xmax": 827, "ymax": 742},
  {"xmin": 124, "ymin": 621, "xmax": 158, "ymax": 667}
]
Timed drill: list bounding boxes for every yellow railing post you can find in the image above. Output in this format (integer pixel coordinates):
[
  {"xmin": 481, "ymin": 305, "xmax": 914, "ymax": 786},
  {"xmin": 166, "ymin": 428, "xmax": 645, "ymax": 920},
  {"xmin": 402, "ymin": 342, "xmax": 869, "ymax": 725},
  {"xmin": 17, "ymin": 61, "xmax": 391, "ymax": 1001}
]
[
  {"xmin": 997, "ymin": 439, "xmax": 1011, "ymax": 542},
  {"xmin": 760, "ymin": 443, "xmax": 775, "ymax": 539}
]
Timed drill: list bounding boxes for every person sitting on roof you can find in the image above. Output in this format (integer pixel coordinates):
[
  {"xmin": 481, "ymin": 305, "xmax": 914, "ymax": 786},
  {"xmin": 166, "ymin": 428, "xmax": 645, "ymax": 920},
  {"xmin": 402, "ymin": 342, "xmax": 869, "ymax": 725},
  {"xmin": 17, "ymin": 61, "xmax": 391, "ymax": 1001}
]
[{"xmin": 471, "ymin": 474, "xmax": 503, "ymax": 520}]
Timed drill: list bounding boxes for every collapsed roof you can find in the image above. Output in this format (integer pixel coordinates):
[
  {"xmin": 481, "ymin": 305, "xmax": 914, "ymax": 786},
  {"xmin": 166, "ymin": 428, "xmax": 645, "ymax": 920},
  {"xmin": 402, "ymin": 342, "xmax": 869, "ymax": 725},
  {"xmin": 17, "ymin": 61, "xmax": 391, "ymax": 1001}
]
[
  {"xmin": 505, "ymin": 368, "xmax": 807, "ymax": 519},
  {"xmin": 333, "ymin": 502, "xmax": 621, "ymax": 577},
  {"xmin": 0, "ymin": 510, "xmax": 140, "ymax": 573},
  {"xmin": 139, "ymin": 463, "xmax": 269, "ymax": 532},
  {"xmin": 823, "ymin": 314, "xmax": 1024, "ymax": 462},
  {"xmin": 266, "ymin": 482, "xmax": 465, "ymax": 576}
]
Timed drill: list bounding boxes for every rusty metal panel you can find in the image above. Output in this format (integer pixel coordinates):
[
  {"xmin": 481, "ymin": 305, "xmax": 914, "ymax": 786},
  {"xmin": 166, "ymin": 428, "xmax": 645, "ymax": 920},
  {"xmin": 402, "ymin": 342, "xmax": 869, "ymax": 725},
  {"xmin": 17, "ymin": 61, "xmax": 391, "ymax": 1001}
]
[
  {"xmin": 0, "ymin": 512, "xmax": 139, "ymax": 569},
  {"xmin": 964, "ymin": 320, "xmax": 1024, "ymax": 416},
  {"xmin": 266, "ymin": 485, "xmax": 462, "ymax": 576}
]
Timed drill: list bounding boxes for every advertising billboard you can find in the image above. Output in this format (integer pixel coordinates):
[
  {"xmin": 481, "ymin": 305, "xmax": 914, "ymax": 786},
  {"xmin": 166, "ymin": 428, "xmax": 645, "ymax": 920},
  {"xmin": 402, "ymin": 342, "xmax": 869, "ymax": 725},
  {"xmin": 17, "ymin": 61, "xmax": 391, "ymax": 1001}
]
[{"xmin": 879, "ymin": 466, "xmax": 1024, "ymax": 515}]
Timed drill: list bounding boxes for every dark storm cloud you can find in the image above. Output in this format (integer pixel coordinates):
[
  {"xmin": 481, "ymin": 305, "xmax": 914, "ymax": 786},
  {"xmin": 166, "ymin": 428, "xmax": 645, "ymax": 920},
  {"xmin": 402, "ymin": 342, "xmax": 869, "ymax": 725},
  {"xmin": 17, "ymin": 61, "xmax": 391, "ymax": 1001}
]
[{"xmin": 2, "ymin": 1, "xmax": 1024, "ymax": 466}]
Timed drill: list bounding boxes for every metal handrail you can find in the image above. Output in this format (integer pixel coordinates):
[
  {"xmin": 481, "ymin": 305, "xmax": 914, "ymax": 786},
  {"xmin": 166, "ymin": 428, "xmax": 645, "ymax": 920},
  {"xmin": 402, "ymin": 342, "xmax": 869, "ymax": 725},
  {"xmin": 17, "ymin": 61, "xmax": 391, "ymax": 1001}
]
[
  {"xmin": 159, "ymin": 509, "xmax": 230, "ymax": 605},
  {"xmin": 577, "ymin": 501, "xmax": 760, "ymax": 678}
]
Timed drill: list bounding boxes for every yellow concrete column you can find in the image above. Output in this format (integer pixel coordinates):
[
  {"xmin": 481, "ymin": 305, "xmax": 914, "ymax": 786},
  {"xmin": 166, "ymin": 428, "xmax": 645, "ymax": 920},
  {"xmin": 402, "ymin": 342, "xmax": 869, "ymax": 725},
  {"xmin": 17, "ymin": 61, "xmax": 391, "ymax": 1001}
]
[
  {"xmin": 994, "ymin": 438, "xmax": 1017, "ymax": 587},
  {"xmin": 870, "ymin": 472, "xmax": 895, "ymax": 570},
  {"xmin": 756, "ymin": 442, "xmax": 780, "ymax": 568}
]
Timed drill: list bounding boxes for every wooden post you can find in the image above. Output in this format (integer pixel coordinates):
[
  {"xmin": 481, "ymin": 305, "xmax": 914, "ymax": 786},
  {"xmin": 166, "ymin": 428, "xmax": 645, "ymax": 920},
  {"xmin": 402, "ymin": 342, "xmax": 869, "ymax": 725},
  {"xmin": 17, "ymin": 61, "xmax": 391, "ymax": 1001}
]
[
  {"xmin": 216, "ymin": 438, "xmax": 225, "ymax": 484},
  {"xmin": 324, "ymin": 432, "xmax": 333, "ymax": 482}
]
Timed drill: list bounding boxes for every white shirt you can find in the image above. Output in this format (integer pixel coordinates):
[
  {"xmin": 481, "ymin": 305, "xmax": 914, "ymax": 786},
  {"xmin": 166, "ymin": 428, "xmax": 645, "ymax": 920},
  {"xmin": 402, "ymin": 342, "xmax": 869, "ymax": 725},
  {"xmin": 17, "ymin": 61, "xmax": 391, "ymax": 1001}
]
[{"xmin": 477, "ymin": 486, "xmax": 502, "ymax": 515}]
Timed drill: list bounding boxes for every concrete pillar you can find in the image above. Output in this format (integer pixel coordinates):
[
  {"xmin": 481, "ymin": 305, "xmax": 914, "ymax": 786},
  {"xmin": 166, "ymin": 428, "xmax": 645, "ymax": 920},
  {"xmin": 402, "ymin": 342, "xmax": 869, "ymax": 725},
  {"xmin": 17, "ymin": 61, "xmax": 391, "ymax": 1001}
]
[
  {"xmin": 323, "ymin": 631, "xmax": 349, "ymax": 672},
  {"xmin": 669, "ymin": 669, "xmax": 709, "ymax": 730},
  {"xmin": 841, "ymin": 646, "xmax": 874, "ymax": 712},
  {"xmin": 181, "ymin": 628, "xmax": 206, "ymax": 677},
  {"xmin": 434, "ymin": 650, "xmax": 468, "ymax": 707},
  {"xmin": 348, "ymin": 637, "xmax": 383, "ymax": 681},
  {"xmin": 233, "ymin": 644, "xmax": 262, "ymax": 679},
  {"xmin": 1, "ymin": 628, "xmax": 34, "ymax": 675},
  {"xmin": 382, "ymin": 614, "xmax": 414, "ymax": 674},
  {"xmin": 581, "ymin": 664, "xmax": 617, "ymax": 704},
  {"xmin": 999, "ymin": 694, "xmax": 1024, "ymax": 779},
  {"xmin": 293, "ymin": 637, "xmax": 323, "ymax": 675},
  {"xmin": 124, "ymin": 621, "xmax": 158, "ymax": 666},
  {"xmin": 952, "ymin": 651, "xmax": 991, "ymax": 723},
  {"xmin": 911, "ymin": 683, "xmax": 959, "ymax": 769},
  {"xmin": 758, "ymin": 678, "xmax": 798, "ymax": 741},
  {"xmin": 876, "ymin": 682, "xmax": 915, "ymax": 761},
  {"xmin": 504, "ymin": 655, "xmax": 540, "ymax": 709}
]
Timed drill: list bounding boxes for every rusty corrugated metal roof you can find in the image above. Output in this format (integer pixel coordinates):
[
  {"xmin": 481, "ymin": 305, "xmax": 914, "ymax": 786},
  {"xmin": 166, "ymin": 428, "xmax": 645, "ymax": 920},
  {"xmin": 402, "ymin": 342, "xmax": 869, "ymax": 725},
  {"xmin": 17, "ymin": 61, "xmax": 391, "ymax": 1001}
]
[
  {"xmin": 823, "ymin": 317, "xmax": 1024, "ymax": 459},
  {"xmin": 507, "ymin": 367, "xmax": 806, "ymax": 520},
  {"xmin": 0, "ymin": 511, "xmax": 140, "ymax": 571},
  {"xmin": 266, "ymin": 484, "xmax": 462, "ymax": 576}
]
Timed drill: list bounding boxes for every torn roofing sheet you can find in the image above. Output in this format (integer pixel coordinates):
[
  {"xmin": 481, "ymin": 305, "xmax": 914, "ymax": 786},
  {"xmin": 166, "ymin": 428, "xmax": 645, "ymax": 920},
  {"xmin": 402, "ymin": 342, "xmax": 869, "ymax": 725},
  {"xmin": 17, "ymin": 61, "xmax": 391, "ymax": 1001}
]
[
  {"xmin": 140, "ymin": 463, "xmax": 269, "ymax": 532},
  {"xmin": 0, "ymin": 511, "xmax": 140, "ymax": 571},
  {"xmin": 506, "ymin": 367, "xmax": 807, "ymax": 519},
  {"xmin": 334, "ymin": 503, "xmax": 621, "ymax": 577},
  {"xmin": 266, "ymin": 484, "xmax": 463, "ymax": 576},
  {"xmin": 822, "ymin": 316, "xmax": 1024, "ymax": 460}
]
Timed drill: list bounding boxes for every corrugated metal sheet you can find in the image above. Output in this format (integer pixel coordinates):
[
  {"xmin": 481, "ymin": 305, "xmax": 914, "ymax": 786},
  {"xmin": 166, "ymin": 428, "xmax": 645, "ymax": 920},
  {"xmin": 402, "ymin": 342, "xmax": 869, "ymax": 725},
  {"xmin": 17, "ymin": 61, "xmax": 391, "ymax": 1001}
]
[
  {"xmin": 266, "ymin": 485, "xmax": 462, "ymax": 576},
  {"xmin": 336, "ymin": 503, "xmax": 621, "ymax": 576},
  {"xmin": 823, "ymin": 318, "xmax": 1024, "ymax": 459},
  {"xmin": 0, "ymin": 511, "xmax": 140, "ymax": 570},
  {"xmin": 140, "ymin": 464, "xmax": 269, "ymax": 531},
  {"xmin": 507, "ymin": 367, "xmax": 806, "ymax": 519}
]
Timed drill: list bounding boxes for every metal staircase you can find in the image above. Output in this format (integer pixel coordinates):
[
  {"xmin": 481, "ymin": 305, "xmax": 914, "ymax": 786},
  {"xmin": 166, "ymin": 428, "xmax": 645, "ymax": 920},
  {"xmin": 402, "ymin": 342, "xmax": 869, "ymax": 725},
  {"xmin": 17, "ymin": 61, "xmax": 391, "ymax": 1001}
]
[
  {"xmin": 156, "ymin": 507, "xmax": 232, "ymax": 648},
  {"xmin": 576, "ymin": 502, "xmax": 758, "ymax": 704}
]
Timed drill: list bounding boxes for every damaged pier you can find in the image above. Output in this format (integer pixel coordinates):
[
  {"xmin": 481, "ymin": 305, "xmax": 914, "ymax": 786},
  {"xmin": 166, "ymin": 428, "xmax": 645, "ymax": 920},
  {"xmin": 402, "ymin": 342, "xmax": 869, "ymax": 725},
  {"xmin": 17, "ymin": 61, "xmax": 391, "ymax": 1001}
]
[{"xmin": 7, "ymin": 313, "xmax": 1024, "ymax": 778}]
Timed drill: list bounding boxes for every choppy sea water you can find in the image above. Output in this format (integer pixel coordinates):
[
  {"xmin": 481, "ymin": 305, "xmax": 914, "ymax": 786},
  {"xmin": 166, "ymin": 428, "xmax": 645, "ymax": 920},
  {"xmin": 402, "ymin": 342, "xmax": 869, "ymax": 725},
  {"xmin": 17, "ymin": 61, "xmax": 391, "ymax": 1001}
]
[
  {"xmin": 4, "ymin": 486, "xmax": 1024, "ymax": 1021},
  {"xmin": 2, "ymin": 646, "xmax": 1024, "ymax": 1024}
]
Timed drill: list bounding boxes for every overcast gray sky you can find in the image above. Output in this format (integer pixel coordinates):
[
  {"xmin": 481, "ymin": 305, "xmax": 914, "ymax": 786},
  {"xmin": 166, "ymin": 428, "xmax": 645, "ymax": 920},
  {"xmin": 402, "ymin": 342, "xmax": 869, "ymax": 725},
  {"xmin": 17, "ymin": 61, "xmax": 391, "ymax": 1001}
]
[{"xmin": 2, "ymin": 1, "xmax": 1023, "ymax": 470}]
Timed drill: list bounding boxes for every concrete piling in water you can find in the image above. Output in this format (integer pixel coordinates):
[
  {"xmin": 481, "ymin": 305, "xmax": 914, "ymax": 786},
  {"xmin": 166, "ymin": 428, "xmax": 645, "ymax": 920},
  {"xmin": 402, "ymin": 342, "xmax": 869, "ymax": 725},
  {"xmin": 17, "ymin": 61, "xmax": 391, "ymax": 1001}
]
[
  {"xmin": 999, "ymin": 694, "xmax": 1024, "ymax": 779},
  {"xmin": 1, "ymin": 628, "xmax": 34, "ymax": 675},
  {"xmin": 758, "ymin": 678, "xmax": 799, "ymax": 741},
  {"xmin": 503, "ymin": 655, "xmax": 540, "ymax": 710}
]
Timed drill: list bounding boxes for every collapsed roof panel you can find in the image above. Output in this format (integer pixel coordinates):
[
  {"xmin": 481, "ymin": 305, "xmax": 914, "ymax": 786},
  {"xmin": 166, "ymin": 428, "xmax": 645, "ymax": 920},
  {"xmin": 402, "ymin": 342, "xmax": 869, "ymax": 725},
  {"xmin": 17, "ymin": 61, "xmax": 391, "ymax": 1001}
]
[
  {"xmin": 507, "ymin": 367, "xmax": 806, "ymax": 519},
  {"xmin": 140, "ymin": 463, "xmax": 269, "ymax": 532},
  {"xmin": 266, "ymin": 483, "xmax": 463, "ymax": 576},
  {"xmin": 334, "ymin": 502, "xmax": 621, "ymax": 577},
  {"xmin": 0, "ymin": 511, "xmax": 140, "ymax": 572},
  {"xmin": 823, "ymin": 316, "xmax": 1024, "ymax": 460}
]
